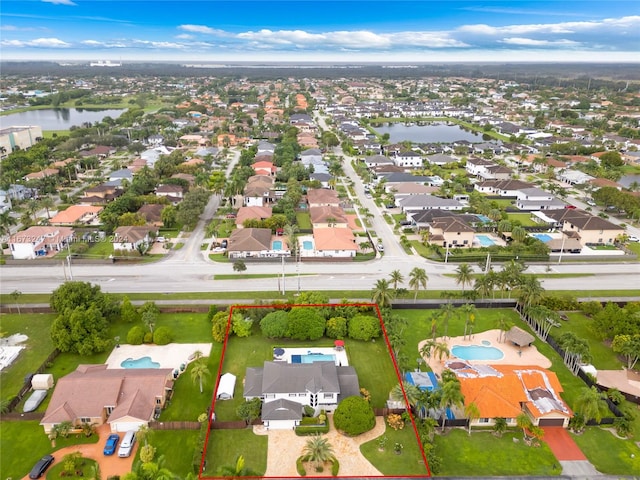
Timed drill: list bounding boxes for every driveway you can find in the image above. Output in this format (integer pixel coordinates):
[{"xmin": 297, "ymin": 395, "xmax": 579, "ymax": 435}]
[
  {"xmin": 254, "ymin": 414, "xmax": 386, "ymax": 477},
  {"xmin": 22, "ymin": 425, "xmax": 137, "ymax": 480}
]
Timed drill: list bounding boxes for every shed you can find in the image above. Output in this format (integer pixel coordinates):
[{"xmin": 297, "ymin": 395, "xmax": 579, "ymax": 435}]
[
  {"xmin": 216, "ymin": 373, "xmax": 236, "ymax": 400},
  {"xmin": 505, "ymin": 326, "xmax": 535, "ymax": 347},
  {"xmin": 31, "ymin": 374, "xmax": 54, "ymax": 390}
]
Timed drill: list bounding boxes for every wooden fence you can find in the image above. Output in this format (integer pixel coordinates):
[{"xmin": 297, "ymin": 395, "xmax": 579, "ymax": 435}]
[{"xmin": 149, "ymin": 421, "xmax": 200, "ymax": 430}]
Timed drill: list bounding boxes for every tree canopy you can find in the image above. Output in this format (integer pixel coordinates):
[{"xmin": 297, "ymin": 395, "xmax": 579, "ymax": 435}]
[{"xmin": 333, "ymin": 396, "xmax": 376, "ymax": 436}]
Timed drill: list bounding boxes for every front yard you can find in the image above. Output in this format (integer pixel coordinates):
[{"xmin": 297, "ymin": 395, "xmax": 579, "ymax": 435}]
[{"xmin": 205, "ymin": 428, "xmax": 268, "ymax": 476}]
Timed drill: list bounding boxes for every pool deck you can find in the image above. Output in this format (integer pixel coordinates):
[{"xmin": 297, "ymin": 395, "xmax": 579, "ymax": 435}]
[
  {"xmin": 420, "ymin": 329, "xmax": 551, "ymax": 377},
  {"xmin": 105, "ymin": 343, "xmax": 213, "ymax": 370},
  {"xmin": 273, "ymin": 346, "xmax": 349, "ymax": 366}
]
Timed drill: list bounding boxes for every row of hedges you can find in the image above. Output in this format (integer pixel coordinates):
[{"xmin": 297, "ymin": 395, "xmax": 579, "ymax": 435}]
[{"xmin": 295, "ymin": 424, "xmax": 330, "ymax": 436}]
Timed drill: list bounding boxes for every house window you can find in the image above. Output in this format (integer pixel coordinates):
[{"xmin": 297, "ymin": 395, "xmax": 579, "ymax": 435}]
[
  {"xmin": 265, "ymin": 394, "xmax": 275, "ymax": 399},
  {"xmin": 105, "ymin": 406, "xmax": 114, "ymax": 415},
  {"xmin": 80, "ymin": 417, "xmax": 91, "ymax": 424},
  {"xmin": 323, "ymin": 393, "xmax": 333, "ymax": 399},
  {"xmin": 478, "ymin": 418, "xmax": 490, "ymax": 424},
  {"xmin": 463, "ymin": 240, "xmax": 468, "ymax": 245},
  {"xmin": 299, "ymin": 393, "xmax": 306, "ymax": 397},
  {"xmin": 289, "ymin": 393, "xmax": 297, "ymax": 397},
  {"xmin": 505, "ymin": 418, "xmax": 514, "ymax": 424},
  {"xmin": 155, "ymin": 397, "xmax": 162, "ymax": 405}
]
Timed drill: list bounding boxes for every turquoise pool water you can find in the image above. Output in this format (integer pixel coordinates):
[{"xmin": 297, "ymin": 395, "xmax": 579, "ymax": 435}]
[
  {"xmin": 272, "ymin": 240, "xmax": 283, "ymax": 250},
  {"xmin": 303, "ymin": 240, "xmax": 313, "ymax": 250},
  {"xmin": 476, "ymin": 214, "xmax": 491, "ymax": 223},
  {"xmin": 121, "ymin": 356, "xmax": 160, "ymax": 369},
  {"xmin": 291, "ymin": 353, "xmax": 336, "ymax": 364},
  {"xmin": 532, "ymin": 233, "xmax": 552, "ymax": 242},
  {"xmin": 451, "ymin": 345, "xmax": 504, "ymax": 361},
  {"xmin": 476, "ymin": 234, "xmax": 496, "ymax": 246}
]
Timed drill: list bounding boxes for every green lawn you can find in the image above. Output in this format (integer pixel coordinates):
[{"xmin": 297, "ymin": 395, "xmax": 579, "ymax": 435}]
[
  {"xmin": 570, "ymin": 427, "xmax": 640, "ymax": 475},
  {"xmin": 85, "ymin": 240, "xmax": 114, "ymax": 258},
  {"xmin": 46, "ymin": 457, "xmax": 98, "ymax": 480},
  {"xmin": 0, "ymin": 313, "xmax": 57, "ymax": 401},
  {"xmin": 507, "ymin": 213, "xmax": 540, "ymax": 227},
  {"xmin": 626, "ymin": 242, "xmax": 640, "ymax": 255},
  {"xmin": 137, "ymin": 430, "xmax": 201, "ymax": 477},
  {"xmin": 433, "ymin": 429, "xmax": 559, "ymax": 476},
  {"xmin": 0, "ymin": 420, "xmax": 99, "ymax": 480},
  {"xmin": 205, "ymin": 428, "xmax": 267, "ymax": 476},
  {"xmin": 360, "ymin": 423, "xmax": 429, "ymax": 476},
  {"xmin": 296, "ymin": 212, "xmax": 312, "ymax": 229},
  {"xmin": 347, "ymin": 338, "xmax": 399, "ymax": 408}
]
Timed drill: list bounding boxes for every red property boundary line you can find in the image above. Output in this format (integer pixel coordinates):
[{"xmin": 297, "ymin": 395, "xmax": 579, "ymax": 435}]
[{"xmin": 198, "ymin": 302, "xmax": 431, "ymax": 479}]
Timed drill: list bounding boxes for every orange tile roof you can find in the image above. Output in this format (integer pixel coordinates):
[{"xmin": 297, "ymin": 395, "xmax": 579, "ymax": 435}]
[{"xmin": 50, "ymin": 205, "xmax": 102, "ymax": 224}]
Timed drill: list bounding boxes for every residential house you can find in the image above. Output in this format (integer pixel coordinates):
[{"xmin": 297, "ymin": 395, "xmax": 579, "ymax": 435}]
[
  {"xmin": 425, "ymin": 153, "xmax": 457, "ymax": 166},
  {"xmin": 398, "ymin": 195, "xmax": 464, "ymax": 213},
  {"xmin": 155, "ymin": 184, "xmax": 184, "ymax": 204},
  {"xmin": 306, "ymin": 188, "xmax": 340, "ymax": 207},
  {"xmin": 299, "ymin": 149, "xmax": 324, "ymax": 166},
  {"xmin": 24, "ymin": 168, "xmax": 59, "ymax": 182},
  {"xmin": 309, "ymin": 172, "xmax": 332, "ymax": 189},
  {"xmin": 137, "ymin": 204, "xmax": 165, "ymax": 226},
  {"xmin": 312, "ymin": 228, "xmax": 358, "ymax": 257},
  {"xmin": 425, "ymin": 215, "xmax": 475, "ymax": 248},
  {"xmin": 557, "ymin": 169, "xmax": 594, "ymax": 186},
  {"xmin": 113, "ymin": 226, "xmax": 158, "ymax": 251},
  {"xmin": 41, "ymin": 364, "xmax": 173, "ymax": 434},
  {"xmin": 453, "ymin": 363, "xmax": 571, "ymax": 428},
  {"xmin": 235, "ymin": 206, "xmax": 273, "ymax": 227},
  {"xmin": 227, "ymin": 228, "xmax": 273, "ymax": 258},
  {"xmin": 364, "ymin": 155, "xmax": 394, "ymax": 169},
  {"xmin": 141, "ymin": 146, "xmax": 173, "ymax": 167},
  {"xmin": 80, "ymin": 184, "xmax": 122, "ymax": 204},
  {"xmin": 50, "ymin": 205, "xmax": 102, "ymax": 225},
  {"xmin": 243, "ymin": 361, "xmax": 360, "ymax": 429},
  {"xmin": 252, "ymin": 160, "xmax": 277, "ymax": 177},
  {"xmin": 109, "ymin": 169, "xmax": 133, "ymax": 183},
  {"xmin": 475, "ymin": 179, "xmax": 534, "ymax": 196},
  {"xmin": 0, "ymin": 190, "xmax": 11, "ymax": 213},
  {"xmin": 515, "ymin": 188, "xmax": 566, "ymax": 211},
  {"xmin": 244, "ymin": 176, "xmax": 276, "ymax": 207},
  {"xmin": 393, "ymin": 151, "xmax": 423, "ymax": 168},
  {"xmin": 309, "ymin": 206, "xmax": 349, "ymax": 228},
  {"xmin": 9, "ymin": 226, "xmax": 74, "ymax": 259},
  {"xmin": 544, "ymin": 209, "xmax": 624, "ymax": 246}
]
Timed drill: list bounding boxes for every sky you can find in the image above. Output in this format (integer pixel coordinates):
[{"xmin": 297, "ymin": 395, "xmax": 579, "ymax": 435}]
[{"xmin": 1, "ymin": 0, "xmax": 639, "ymax": 63}]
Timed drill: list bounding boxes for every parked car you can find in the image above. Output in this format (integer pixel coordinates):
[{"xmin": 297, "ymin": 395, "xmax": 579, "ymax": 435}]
[
  {"xmin": 103, "ymin": 433, "xmax": 120, "ymax": 456},
  {"xmin": 118, "ymin": 430, "xmax": 137, "ymax": 458},
  {"xmin": 399, "ymin": 220, "xmax": 412, "ymax": 226},
  {"xmin": 221, "ymin": 239, "xmax": 228, "ymax": 249},
  {"xmin": 586, "ymin": 200, "xmax": 596, "ymax": 206},
  {"xmin": 29, "ymin": 455, "xmax": 54, "ymax": 479},
  {"xmin": 156, "ymin": 236, "xmax": 166, "ymax": 243},
  {"xmin": 377, "ymin": 242, "xmax": 384, "ymax": 252},
  {"xmin": 628, "ymin": 235, "xmax": 640, "ymax": 243}
]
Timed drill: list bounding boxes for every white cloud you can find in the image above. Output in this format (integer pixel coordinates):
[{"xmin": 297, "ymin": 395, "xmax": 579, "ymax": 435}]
[
  {"xmin": 81, "ymin": 39, "xmax": 128, "ymax": 48},
  {"xmin": 132, "ymin": 40, "xmax": 185, "ymax": 49},
  {"xmin": 179, "ymin": 24, "xmax": 226, "ymax": 35},
  {"xmin": 501, "ymin": 37, "xmax": 580, "ymax": 47},
  {"xmin": 42, "ymin": 0, "xmax": 77, "ymax": 6},
  {"xmin": 175, "ymin": 34, "xmax": 194, "ymax": 40},
  {"xmin": 1, "ymin": 37, "xmax": 70, "ymax": 48}
]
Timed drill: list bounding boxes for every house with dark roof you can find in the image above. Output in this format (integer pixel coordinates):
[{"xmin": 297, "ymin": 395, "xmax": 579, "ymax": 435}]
[
  {"xmin": 227, "ymin": 227, "xmax": 278, "ymax": 258},
  {"xmin": 306, "ymin": 188, "xmax": 340, "ymax": 207},
  {"xmin": 398, "ymin": 194, "xmax": 464, "ymax": 213},
  {"xmin": 113, "ymin": 226, "xmax": 158, "ymax": 251},
  {"xmin": 244, "ymin": 361, "xmax": 360, "ymax": 429},
  {"xmin": 41, "ymin": 364, "xmax": 173, "ymax": 434},
  {"xmin": 137, "ymin": 204, "xmax": 165, "ymax": 226},
  {"xmin": 544, "ymin": 209, "xmax": 624, "ymax": 246}
]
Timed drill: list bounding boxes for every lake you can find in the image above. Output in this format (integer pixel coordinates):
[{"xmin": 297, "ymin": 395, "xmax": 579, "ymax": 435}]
[
  {"xmin": 0, "ymin": 108, "xmax": 125, "ymax": 131},
  {"xmin": 373, "ymin": 123, "xmax": 482, "ymax": 143}
]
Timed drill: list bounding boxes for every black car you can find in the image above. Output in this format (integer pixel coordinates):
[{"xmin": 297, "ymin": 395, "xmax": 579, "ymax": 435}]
[{"xmin": 29, "ymin": 455, "xmax": 54, "ymax": 479}]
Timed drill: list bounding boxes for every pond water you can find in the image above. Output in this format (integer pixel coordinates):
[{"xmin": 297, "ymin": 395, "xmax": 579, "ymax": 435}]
[
  {"xmin": 0, "ymin": 108, "xmax": 125, "ymax": 130},
  {"xmin": 373, "ymin": 123, "xmax": 482, "ymax": 143}
]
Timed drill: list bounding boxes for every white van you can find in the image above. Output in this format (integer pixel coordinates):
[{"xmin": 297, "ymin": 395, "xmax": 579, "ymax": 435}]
[{"xmin": 117, "ymin": 430, "xmax": 136, "ymax": 458}]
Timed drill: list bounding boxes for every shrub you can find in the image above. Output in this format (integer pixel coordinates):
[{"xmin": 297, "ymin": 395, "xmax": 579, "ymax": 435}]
[
  {"xmin": 153, "ymin": 326, "xmax": 173, "ymax": 345},
  {"xmin": 348, "ymin": 314, "xmax": 381, "ymax": 341},
  {"xmin": 127, "ymin": 326, "xmax": 145, "ymax": 345},
  {"xmin": 260, "ymin": 310, "xmax": 289, "ymax": 338},
  {"xmin": 539, "ymin": 295, "xmax": 579, "ymax": 311},
  {"xmin": 287, "ymin": 308, "xmax": 325, "ymax": 340},
  {"xmin": 296, "ymin": 456, "xmax": 307, "ymax": 476},
  {"xmin": 333, "ymin": 395, "xmax": 375, "ymax": 436},
  {"xmin": 581, "ymin": 300, "xmax": 603, "ymax": 317},
  {"xmin": 303, "ymin": 405, "xmax": 315, "ymax": 417},
  {"xmin": 386, "ymin": 413, "xmax": 405, "ymax": 430},
  {"xmin": 326, "ymin": 317, "xmax": 348, "ymax": 339},
  {"xmin": 144, "ymin": 332, "xmax": 153, "ymax": 343}
]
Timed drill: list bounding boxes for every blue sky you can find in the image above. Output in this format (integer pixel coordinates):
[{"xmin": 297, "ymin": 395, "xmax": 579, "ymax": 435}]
[{"xmin": 1, "ymin": 0, "xmax": 639, "ymax": 62}]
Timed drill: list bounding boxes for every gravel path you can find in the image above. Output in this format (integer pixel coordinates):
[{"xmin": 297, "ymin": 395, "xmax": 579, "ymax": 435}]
[{"xmin": 255, "ymin": 414, "xmax": 386, "ymax": 477}]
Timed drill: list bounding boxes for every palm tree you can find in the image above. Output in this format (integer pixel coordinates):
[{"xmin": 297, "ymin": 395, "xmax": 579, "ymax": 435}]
[
  {"xmin": 516, "ymin": 413, "xmax": 534, "ymax": 440},
  {"xmin": 190, "ymin": 359, "xmax": 210, "ymax": 394},
  {"xmin": 493, "ymin": 417, "xmax": 508, "ymax": 437},
  {"xmin": 439, "ymin": 377, "xmax": 464, "ymax": 432},
  {"xmin": 465, "ymin": 402, "xmax": 481, "ymax": 435},
  {"xmin": 218, "ymin": 455, "xmax": 260, "ymax": 478},
  {"xmin": 459, "ymin": 303, "xmax": 476, "ymax": 340},
  {"xmin": 495, "ymin": 313, "xmax": 513, "ymax": 343},
  {"xmin": 302, "ymin": 435, "xmax": 336, "ymax": 470},
  {"xmin": 389, "ymin": 269, "xmax": 404, "ymax": 292},
  {"xmin": 390, "ymin": 382, "xmax": 421, "ymax": 409},
  {"xmin": 0, "ymin": 210, "xmax": 17, "ymax": 241},
  {"xmin": 371, "ymin": 278, "xmax": 394, "ymax": 308},
  {"xmin": 432, "ymin": 341, "xmax": 450, "ymax": 363},
  {"xmin": 517, "ymin": 275, "xmax": 544, "ymax": 308},
  {"xmin": 39, "ymin": 196, "xmax": 55, "ymax": 220},
  {"xmin": 473, "ymin": 273, "xmax": 493, "ymax": 301},
  {"xmin": 408, "ymin": 267, "xmax": 428, "ymax": 300},
  {"xmin": 438, "ymin": 302, "xmax": 457, "ymax": 339},
  {"xmin": 511, "ymin": 225, "xmax": 527, "ymax": 243},
  {"xmin": 454, "ymin": 263, "xmax": 473, "ymax": 292},
  {"xmin": 419, "ymin": 339, "xmax": 436, "ymax": 364},
  {"xmin": 9, "ymin": 289, "xmax": 22, "ymax": 315}
]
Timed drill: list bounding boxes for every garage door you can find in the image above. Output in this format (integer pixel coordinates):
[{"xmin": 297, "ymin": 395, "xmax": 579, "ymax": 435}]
[
  {"xmin": 538, "ymin": 418, "xmax": 565, "ymax": 427},
  {"xmin": 111, "ymin": 421, "xmax": 145, "ymax": 432}
]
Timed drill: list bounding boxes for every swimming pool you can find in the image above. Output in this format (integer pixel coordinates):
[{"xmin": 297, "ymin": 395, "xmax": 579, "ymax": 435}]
[
  {"xmin": 476, "ymin": 214, "xmax": 491, "ymax": 224},
  {"xmin": 291, "ymin": 353, "xmax": 336, "ymax": 364},
  {"xmin": 475, "ymin": 234, "xmax": 496, "ymax": 247},
  {"xmin": 531, "ymin": 233, "xmax": 552, "ymax": 243},
  {"xmin": 272, "ymin": 240, "xmax": 283, "ymax": 250},
  {"xmin": 120, "ymin": 356, "xmax": 161, "ymax": 369},
  {"xmin": 302, "ymin": 240, "xmax": 313, "ymax": 250},
  {"xmin": 451, "ymin": 345, "xmax": 504, "ymax": 361}
]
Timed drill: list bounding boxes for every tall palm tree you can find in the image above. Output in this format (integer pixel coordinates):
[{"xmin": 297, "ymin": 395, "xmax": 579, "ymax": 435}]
[
  {"xmin": 511, "ymin": 225, "xmax": 527, "ymax": 243},
  {"xmin": 438, "ymin": 303, "xmax": 457, "ymax": 339},
  {"xmin": 439, "ymin": 377, "xmax": 464, "ymax": 432},
  {"xmin": 390, "ymin": 382, "xmax": 421, "ymax": 409},
  {"xmin": 408, "ymin": 267, "xmax": 428, "ymax": 300},
  {"xmin": 0, "ymin": 210, "xmax": 17, "ymax": 240},
  {"xmin": 39, "ymin": 197, "xmax": 55, "ymax": 220},
  {"xmin": 302, "ymin": 435, "xmax": 336, "ymax": 470},
  {"xmin": 494, "ymin": 313, "xmax": 513, "ymax": 343},
  {"xmin": 190, "ymin": 359, "xmax": 210, "ymax": 394},
  {"xmin": 465, "ymin": 402, "xmax": 481, "ymax": 435},
  {"xmin": 473, "ymin": 274, "xmax": 493, "ymax": 300},
  {"xmin": 371, "ymin": 278, "xmax": 394, "ymax": 308},
  {"xmin": 419, "ymin": 339, "xmax": 437, "ymax": 364},
  {"xmin": 455, "ymin": 263, "xmax": 473, "ymax": 292},
  {"xmin": 459, "ymin": 303, "xmax": 477, "ymax": 340},
  {"xmin": 389, "ymin": 269, "xmax": 404, "ymax": 292},
  {"xmin": 432, "ymin": 341, "xmax": 450, "ymax": 363},
  {"xmin": 518, "ymin": 275, "xmax": 544, "ymax": 308}
]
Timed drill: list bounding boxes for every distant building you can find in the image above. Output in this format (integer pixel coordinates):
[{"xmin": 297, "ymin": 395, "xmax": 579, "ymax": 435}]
[{"xmin": 0, "ymin": 126, "xmax": 43, "ymax": 157}]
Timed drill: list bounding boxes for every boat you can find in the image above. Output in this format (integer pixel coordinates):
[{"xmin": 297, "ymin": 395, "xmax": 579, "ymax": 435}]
[{"xmin": 23, "ymin": 390, "xmax": 47, "ymax": 413}]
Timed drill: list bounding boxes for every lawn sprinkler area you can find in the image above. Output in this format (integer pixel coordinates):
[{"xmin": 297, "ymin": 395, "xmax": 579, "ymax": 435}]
[
  {"xmin": 105, "ymin": 343, "xmax": 212, "ymax": 371},
  {"xmin": 203, "ymin": 302, "xmax": 431, "ymax": 479}
]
